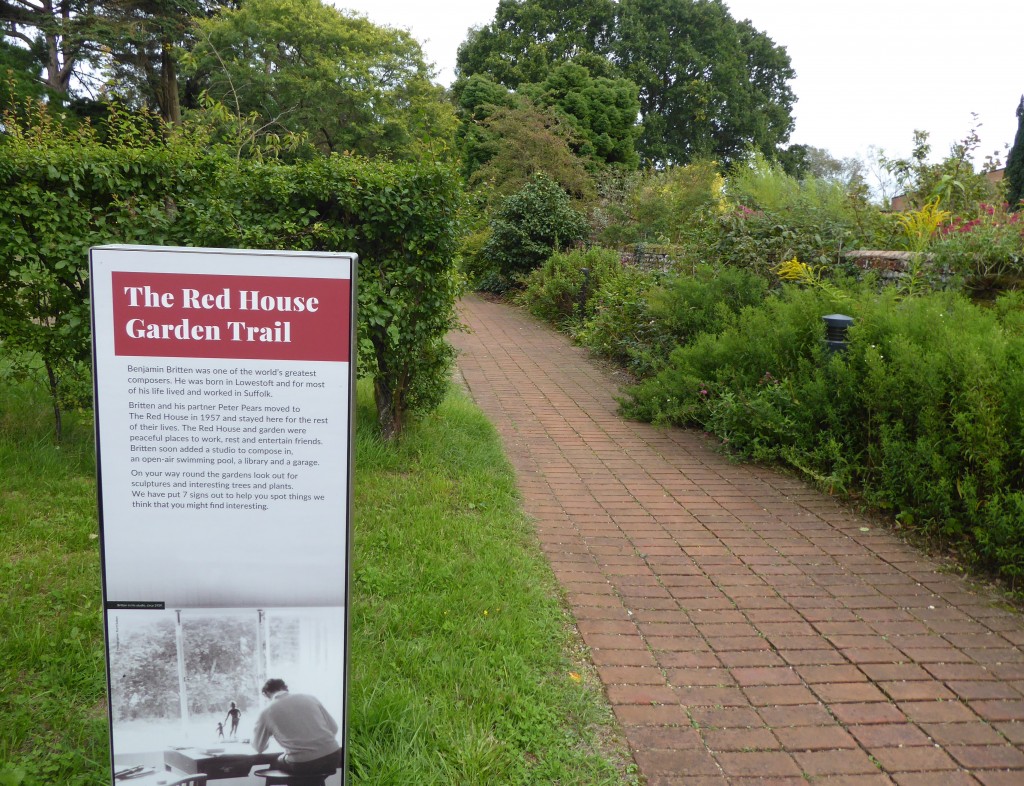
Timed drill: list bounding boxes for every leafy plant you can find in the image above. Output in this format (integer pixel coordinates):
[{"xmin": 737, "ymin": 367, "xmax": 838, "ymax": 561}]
[
  {"xmin": 897, "ymin": 198, "xmax": 951, "ymax": 252},
  {"xmin": 622, "ymin": 283, "xmax": 1024, "ymax": 584},
  {"xmin": 0, "ymin": 101, "xmax": 463, "ymax": 440},
  {"xmin": 519, "ymin": 247, "xmax": 624, "ymax": 325},
  {"xmin": 930, "ymin": 203, "xmax": 1024, "ymax": 291},
  {"xmin": 481, "ymin": 173, "xmax": 589, "ymax": 282}
]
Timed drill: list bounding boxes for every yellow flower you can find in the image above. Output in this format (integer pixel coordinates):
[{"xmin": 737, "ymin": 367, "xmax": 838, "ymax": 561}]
[{"xmin": 569, "ymin": 672, "xmax": 582, "ymax": 682}]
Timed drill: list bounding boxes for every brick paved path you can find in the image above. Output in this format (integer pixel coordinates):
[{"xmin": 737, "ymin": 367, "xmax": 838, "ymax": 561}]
[{"xmin": 450, "ymin": 295, "xmax": 1024, "ymax": 786}]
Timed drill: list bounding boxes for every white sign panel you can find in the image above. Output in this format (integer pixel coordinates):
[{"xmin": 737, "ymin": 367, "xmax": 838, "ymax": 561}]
[{"xmin": 90, "ymin": 246, "xmax": 354, "ymax": 785}]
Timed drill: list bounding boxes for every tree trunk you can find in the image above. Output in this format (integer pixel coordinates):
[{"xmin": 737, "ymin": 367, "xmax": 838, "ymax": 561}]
[
  {"xmin": 370, "ymin": 329, "xmax": 404, "ymax": 440},
  {"xmin": 160, "ymin": 43, "xmax": 181, "ymax": 124},
  {"xmin": 45, "ymin": 360, "xmax": 63, "ymax": 443},
  {"xmin": 373, "ymin": 376, "xmax": 401, "ymax": 441}
]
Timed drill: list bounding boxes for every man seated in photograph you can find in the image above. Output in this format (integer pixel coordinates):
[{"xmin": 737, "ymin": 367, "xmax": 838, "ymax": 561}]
[{"xmin": 252, "ymin": 678, "xmax": 342, "ymax": 774}]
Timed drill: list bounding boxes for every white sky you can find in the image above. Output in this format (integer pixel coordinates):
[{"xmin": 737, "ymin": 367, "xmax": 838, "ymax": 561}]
[{"xmin": 335, "ymin": 0, "xmax": 1023, "ymax": 168}]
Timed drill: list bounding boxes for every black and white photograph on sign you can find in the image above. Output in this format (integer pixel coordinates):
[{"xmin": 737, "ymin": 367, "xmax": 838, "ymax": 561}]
[{"xmin": 107, "ymin": 606, "xmax": 343, "ymax": 786}]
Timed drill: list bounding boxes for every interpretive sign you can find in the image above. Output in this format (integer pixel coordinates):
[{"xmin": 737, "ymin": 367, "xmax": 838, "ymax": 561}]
[{"xmin": 90, "ymin": 246, "xmax": 355, "ymax": 785}]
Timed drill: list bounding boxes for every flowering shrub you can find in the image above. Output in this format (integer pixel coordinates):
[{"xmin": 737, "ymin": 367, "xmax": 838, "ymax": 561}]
[{"xmin": 931, "ymin": 202, "xmax": 1024, "ymax": 290}]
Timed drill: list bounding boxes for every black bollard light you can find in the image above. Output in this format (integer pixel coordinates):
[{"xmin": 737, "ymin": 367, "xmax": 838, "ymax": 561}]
[{"xmin": 822, "ymin": 313, "xmax": 854, "ymax": 354}]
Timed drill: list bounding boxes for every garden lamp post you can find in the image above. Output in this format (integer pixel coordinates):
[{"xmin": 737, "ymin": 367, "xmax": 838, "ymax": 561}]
[{"xmin": 822, "ymin": 313, "xmax": 854, "ymax": 354}]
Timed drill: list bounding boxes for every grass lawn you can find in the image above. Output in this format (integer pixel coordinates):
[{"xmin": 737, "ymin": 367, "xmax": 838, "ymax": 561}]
[{"xmin": 0, "ymin": 375, "xmax": 635, "ymax": 785}]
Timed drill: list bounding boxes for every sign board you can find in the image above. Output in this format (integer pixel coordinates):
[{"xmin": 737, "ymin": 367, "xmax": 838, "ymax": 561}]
[{"xmin": 90, "ymin": 246, "xmax": 355, "ymax": 785}]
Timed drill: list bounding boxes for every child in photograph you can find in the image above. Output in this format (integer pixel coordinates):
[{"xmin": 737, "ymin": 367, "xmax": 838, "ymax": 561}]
[
  {"xmin": 224, "ymin": 701, "xmax": 242, "ymax": 740},
  {"xmin": 216, "ymin": 722, "xmax": 225, "ymax": 741}
]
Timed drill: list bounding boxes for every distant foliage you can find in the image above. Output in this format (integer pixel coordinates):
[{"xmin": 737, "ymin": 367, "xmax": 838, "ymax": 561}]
[
  {"xmin": 456, "ymin": 0, "xmax": 796, "ymax": 167},
  {"xmin": 1006, "ymin": 96, "xmax": 1024, "ymax": 210},
  {"xmin": 465, "ymin": 101, "xmax": 595, "ymax": 203},
  {"xmin": 188, "ymin": 0, "xmax": 458, "ymax": 160},
  {"xmin": 521, "ymin": 62, "xmax": 641, "ymax": 168}
]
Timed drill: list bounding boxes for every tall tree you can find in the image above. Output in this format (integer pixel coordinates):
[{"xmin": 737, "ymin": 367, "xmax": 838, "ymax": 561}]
[
  {"xmin": 1006, "ymin": 95, "xmax": 1024, "ymax": 211},
  {"xmin": 455, "ymin": 0, "xmax": 618, "ymax": 90},
  {"xmin": 521, "ymin": 61, "xmax": 641, "ymax": 168},
  {"xmin": 189, "ymin": 0, "xmax": 456, "ymax": 158},
  {"xmin": 614, "ymin": 0, "xmax": 795, "ymax": 166},
  {"xmin": 0, "ymin": 35, "xmax": 48, "ymax": 103},
  {"xmin": 455, "ymin": 0, "xmax": 796, "ymax": 168},
  {"xmin": 95, "ymin": 0, "xmax": 222, "ymax": 123},
  {"xmin": 1, "ymin": 0, "xmax": 98, "ymax": 97}
]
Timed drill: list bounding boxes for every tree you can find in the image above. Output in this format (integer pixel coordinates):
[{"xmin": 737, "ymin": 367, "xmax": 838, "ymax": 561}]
[
  {"xmin": 0, "ymin": 0, "xmax": 99, "ymax": 97},
  {"xmin": 482, "ymin": 172, "xmax": 589, "ymax": 278},
  {"xmin": 94, "ymin": 0, "xmax": 223, "ymax": 123},
  {"xmin": 778, "ymin": 144, "xmax": 842, "ymax": 181},
  {"xmin": 0, "ymin": 35, "xmax": 48, "ymax": 104},
  {"xmin": 466, "ymin": 100, "xmax": 595, "ymax": 202},
  {"xmin": 1007, "ymin": 95, "xmax": 1024, "ymax": 211},
  {"xmin": 455, "ymin": 0, "xmax": 796, "ymax": 168},
  {"xmin": 188, "ymin": 0, "xmax": 456, "ymax": 159},
  {"xmin": 455, "ymin": 0, "xmax": 618, "ymax": 90},
  {"xmin": 882, "ymin": 123, "xmax": 1000, "ymax": 215},
  {"xmin": 614, "ymin": 0, "xmax": 795, "ymax": 166},
  {"xmin": 521, "ymin": 61, "xmax": 640, "ymax": 168}
]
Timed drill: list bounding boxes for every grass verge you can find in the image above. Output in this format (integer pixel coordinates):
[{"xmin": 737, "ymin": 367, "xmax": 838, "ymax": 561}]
[{"xmin": 0, "ymin": 375, "xmax": 634, "ymax": 785}]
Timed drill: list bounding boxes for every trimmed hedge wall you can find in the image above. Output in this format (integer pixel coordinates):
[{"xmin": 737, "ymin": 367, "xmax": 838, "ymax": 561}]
[{"xmin": 0, "ymin": 109, "xmax": 462, "ymax": 438}]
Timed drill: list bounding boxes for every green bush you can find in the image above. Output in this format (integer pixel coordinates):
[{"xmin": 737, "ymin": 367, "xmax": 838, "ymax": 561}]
[
  {"xmin": 182, "ymin": 153, "xmax": 464, "ymax": 439},
  {"xmin": 519, "ymin": 247, "xmax": 624, "ymax": 325},
  {"xmin": 710, "ymin": 157, "xmax": 896, "ymax": 273},
  {"xmin": 0, "ymin": 105, "xmax": 205, "ymax": 439},
  {"xmin": 575, "ymin": 266, "xmax": 661, "ymax": 374},
  {"xmin": 578, "ymin": 264, "xmax": 769, "ymax": 378},
  {"xmin": 0, "ymin": 102, "xmax": 463, "ymax": 439},
  {"xmin": 481, "ymin": 173, "xmax": 589, "ymax": 280},
  {"xmin": 623, "ymin": 284, "xmax": 1024, "ymax": 583}
]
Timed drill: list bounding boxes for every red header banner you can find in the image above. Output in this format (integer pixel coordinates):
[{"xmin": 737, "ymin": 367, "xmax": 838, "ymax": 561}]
[{"xmin": 111, "ymin": 272, "xmax": 351, "ymax": 362}]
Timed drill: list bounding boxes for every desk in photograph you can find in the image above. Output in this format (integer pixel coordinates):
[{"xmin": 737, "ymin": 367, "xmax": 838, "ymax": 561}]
[{"xmin": 164, "ymin": 744, "xmax": 279, "ymax": 780}]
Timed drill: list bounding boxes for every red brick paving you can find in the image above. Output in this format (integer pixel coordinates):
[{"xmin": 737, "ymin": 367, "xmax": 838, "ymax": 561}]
[{"xmin": 450, "ymin": 295, "xmax": 1024, "ymax": 784}]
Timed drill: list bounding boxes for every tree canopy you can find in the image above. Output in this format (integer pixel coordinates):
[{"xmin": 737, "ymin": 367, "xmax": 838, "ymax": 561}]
[
  {"xmin": 1007, "ymin": 95, "xmax": 1024, "ymax": 211},
  {"xmin": 188, "ymin": 0, "xmax": 456, "ymax": 158},
  {"xmin": 1, "ymin": 0, "xmax": 99, "ymax": 96},
  {"xmin": 456, "ymin": 0, "xmax": 796, "ymax": 167},
  {"xmin": 455, "ymin": 0, "xmax": 618, "ymax": 89},
  {"xmin": 521, "ymin": 62, "xmax": 641, "ymax": 168}
]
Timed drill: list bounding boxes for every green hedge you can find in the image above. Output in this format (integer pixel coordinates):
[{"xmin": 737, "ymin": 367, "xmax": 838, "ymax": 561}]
[
  {"xmin": 623, "ymin": 285, "xmax": 1024, "ymax": 584},
  {"xmin": 0, "ymin": 105, "xmax": 462, "ymax": 438}
]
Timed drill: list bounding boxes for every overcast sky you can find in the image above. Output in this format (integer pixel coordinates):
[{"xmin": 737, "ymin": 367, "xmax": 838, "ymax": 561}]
[{"xmin": 335, "ymin": 0, "xmax": 1022, "ymax": 168}]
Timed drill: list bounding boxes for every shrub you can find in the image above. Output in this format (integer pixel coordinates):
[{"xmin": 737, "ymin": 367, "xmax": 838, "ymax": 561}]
[
  {"xmin": 930, "ymin": 204, "xmax": 1024, "ymax": 291},
  {"xmin": 0, "ymin": 104, "xmax": 205, "ymax": 439},
  {"xmin": 576, "ymin": 266, "xmax": 662, "ymax": 374},
  {"xmin": 624, "ymin": 161, "xmax": 724, "ymax": 245},
  {"xmin": 481, "ymin": 173, "xmax": 589, "ymax": 280},
  {"xmin": 0, "ymin": 102, "xmax": 463, "ymax": 440},
  {"xmin": 622, "ymin": 284, "xmax": 1024, "ymax": 584},
  {"xmin": 711, "ymin": 157, "xmax": 896, "ymax": 273},
  {"xmin": 519, "ymin": 247, "xmax": 623, "ymax": 325},
  {"xmin": 578, "ymin": 264, "xmax": 769, "ymax": 378}
]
